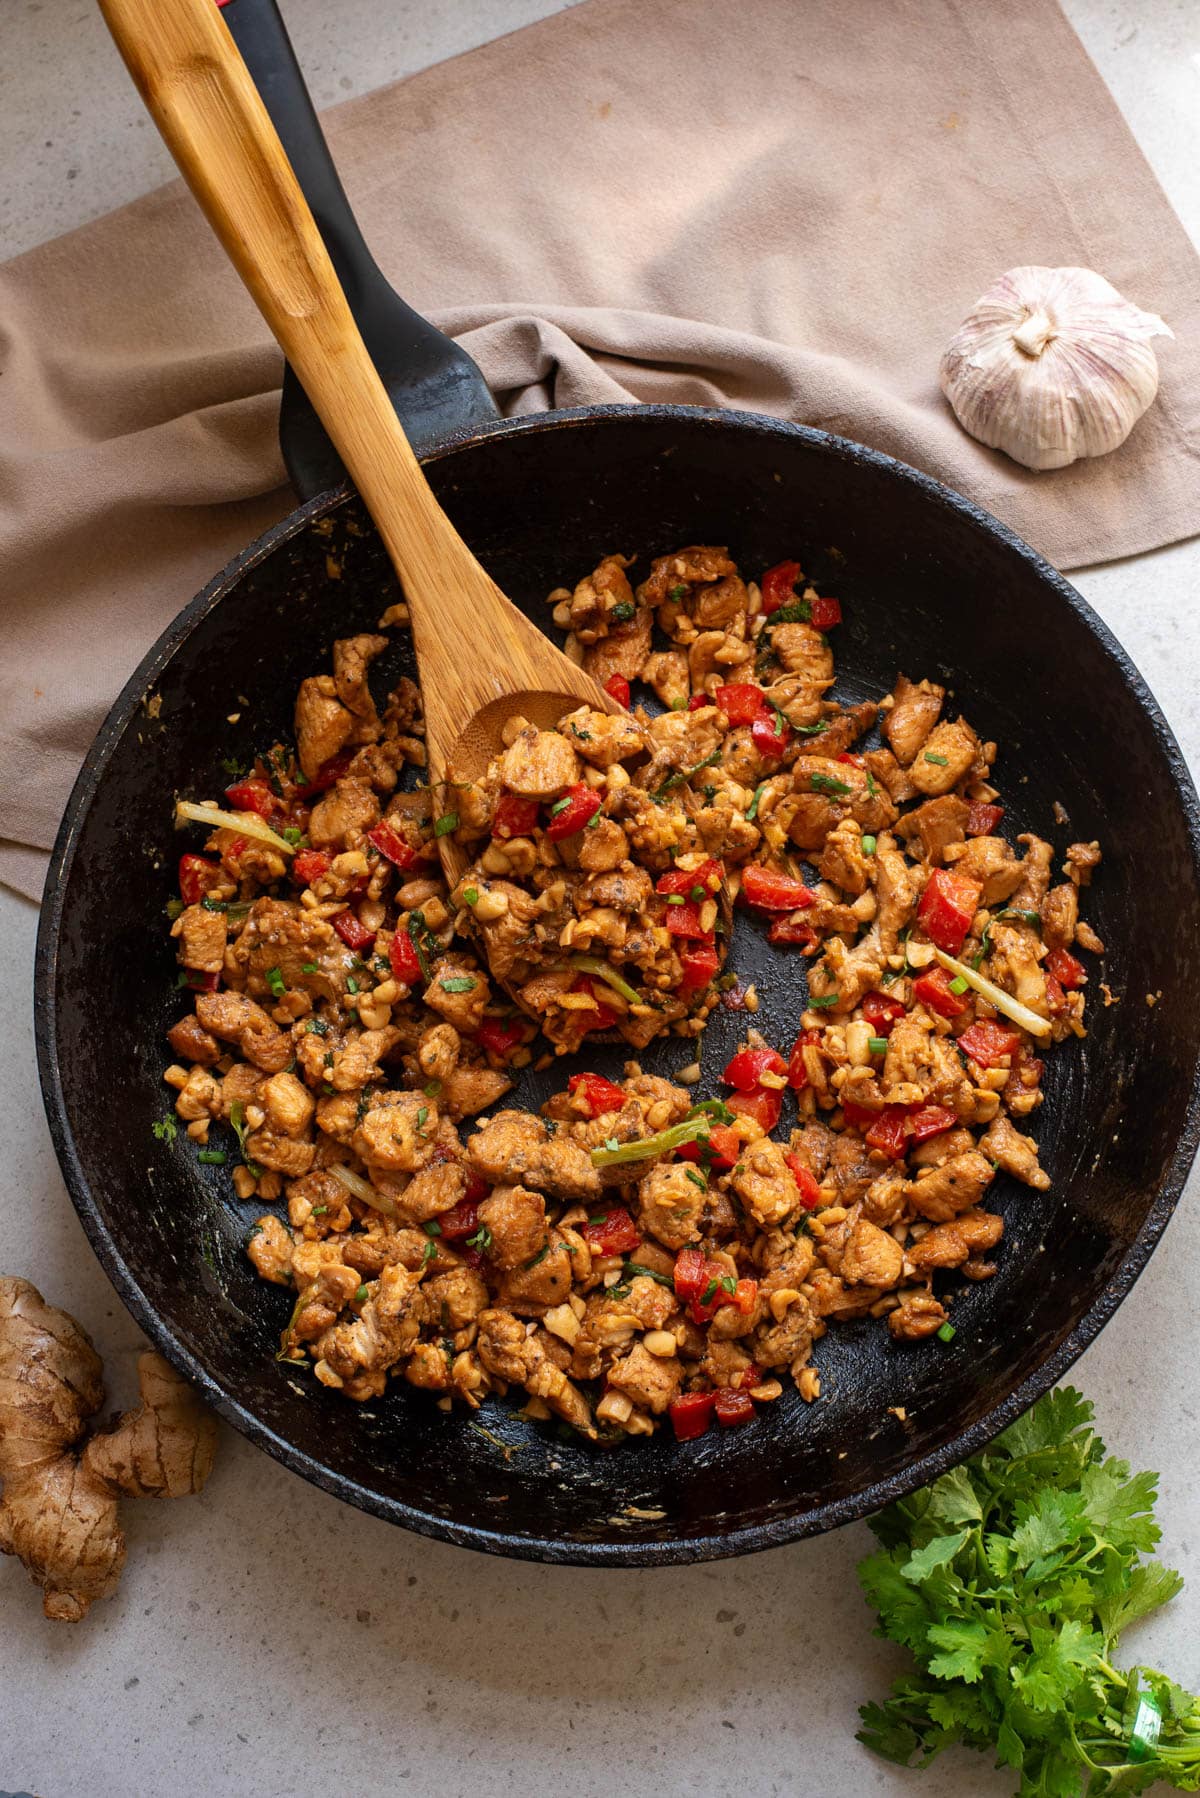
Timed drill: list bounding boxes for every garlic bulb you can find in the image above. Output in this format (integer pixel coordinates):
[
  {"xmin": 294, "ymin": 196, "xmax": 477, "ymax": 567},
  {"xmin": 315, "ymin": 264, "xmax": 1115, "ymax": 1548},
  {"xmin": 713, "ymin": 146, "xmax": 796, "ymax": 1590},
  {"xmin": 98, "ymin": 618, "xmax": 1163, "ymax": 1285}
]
[{"xmin": 939, "ymin": 266, "xmax": 1172, "ymax": 471}]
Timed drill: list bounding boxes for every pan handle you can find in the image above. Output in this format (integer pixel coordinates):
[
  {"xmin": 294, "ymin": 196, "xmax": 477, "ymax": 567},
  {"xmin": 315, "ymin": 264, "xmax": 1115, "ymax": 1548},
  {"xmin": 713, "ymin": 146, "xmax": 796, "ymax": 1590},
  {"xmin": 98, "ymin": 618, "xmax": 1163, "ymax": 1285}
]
[{"xmin": 220, "ymin": 0, "xmax": 499, "ymax": 497}]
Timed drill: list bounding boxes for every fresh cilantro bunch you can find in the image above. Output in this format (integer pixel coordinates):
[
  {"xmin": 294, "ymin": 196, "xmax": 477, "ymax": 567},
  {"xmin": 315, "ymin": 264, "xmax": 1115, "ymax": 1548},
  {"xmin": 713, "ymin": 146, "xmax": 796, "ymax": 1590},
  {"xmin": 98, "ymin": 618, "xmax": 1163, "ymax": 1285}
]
[{"xmin": 857, "ymin": 1388, "xmax": 1200, "ymax": 1795}]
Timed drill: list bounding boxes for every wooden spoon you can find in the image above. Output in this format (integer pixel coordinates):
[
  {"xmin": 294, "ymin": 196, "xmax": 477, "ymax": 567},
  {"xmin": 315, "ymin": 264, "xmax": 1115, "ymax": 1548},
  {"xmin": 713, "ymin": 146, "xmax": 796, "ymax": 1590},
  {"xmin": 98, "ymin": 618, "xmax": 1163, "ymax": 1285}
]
[{"xmin": 97, "ymin": 0, "xmax": 622, "ymax": 905}]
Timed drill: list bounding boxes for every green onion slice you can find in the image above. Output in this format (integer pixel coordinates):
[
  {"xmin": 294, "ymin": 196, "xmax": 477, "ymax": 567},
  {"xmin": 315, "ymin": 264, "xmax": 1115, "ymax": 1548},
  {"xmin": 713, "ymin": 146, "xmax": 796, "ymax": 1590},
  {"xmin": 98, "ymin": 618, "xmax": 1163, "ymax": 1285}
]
[
  {"xmin": 174, "ymin": 799, "xmax": 295, "ymax": 855},
  {"xmin": 591, "ymin": 1117, "xmax": 713, "ymax": 1168},
  {"xmin": 931, "ymin": 947, "xmax": 1053, "ymax": 1039},
  {"xmin": 567, "ymin": 955, "xmax": 641, "ymax": 1005}
]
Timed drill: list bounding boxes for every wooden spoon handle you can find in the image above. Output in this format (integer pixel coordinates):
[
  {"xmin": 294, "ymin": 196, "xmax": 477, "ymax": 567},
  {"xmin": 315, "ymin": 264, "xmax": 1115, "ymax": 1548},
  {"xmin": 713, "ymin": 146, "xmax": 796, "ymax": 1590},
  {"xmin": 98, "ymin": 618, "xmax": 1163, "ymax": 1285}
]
[{"xmin": 97, "ymin": 0, "xmax": 475, "ymax": 588}]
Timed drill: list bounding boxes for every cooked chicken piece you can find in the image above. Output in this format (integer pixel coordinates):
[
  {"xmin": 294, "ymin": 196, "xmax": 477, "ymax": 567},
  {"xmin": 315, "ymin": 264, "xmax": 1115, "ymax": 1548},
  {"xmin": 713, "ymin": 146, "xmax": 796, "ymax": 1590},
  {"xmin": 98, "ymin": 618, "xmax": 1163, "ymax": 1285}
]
[
  {"xmin": 783, "ymin": 790, "xmax": 843, "ymax": 854},
  {"xmin": 562, "ymin": 553, "xmax": 637, "ymax": 640},
  {"xmin": 979, "ymin": 1112, "xmax": 1051, "ymax": 1190},
  {"xmin": 476, "ymin": 1309, "xmax": 594, "ymax": 1434},
  {"xmin": 287, "ymin": 1167, "xmax": 352, "ymax": 1234},
  {"xmin": 753, "ymin": 1292, "xmax": 817, "ymax": 1372},
  {"xmin": 862, "ymin": 746, "xmax": 918, "ymax": 804},
  {"xmin": 248, "ymin": 1214, "xmax": 294, "ymax": 1285},
  {"xmin": 860, "ymin": 1171, "xmax": 907, "ymax": 1227},
  {"xmin": 1075, "ymin": 919, "xmax": 1105, "ymax": 955},
  {"xmin": 688, "ymin": 627, "xmax": 754, "ymax": 693},
  {"xmin": 883, "ymin": 675, "xmax": 944, "ymax": 765},
  {"xmin": 909, "ymin": 1125, "xmax": 976, "ymax": 1167},
  {"xmin": 882, "ymin": 1011, "xmax": 971, "ymax": 1109},
  {"xmin": 907, "ymin": 1209, "xmax": 1004, "ymax": 1271},
  {"xmin": 314, "ymin": 1090, "xmax": 360, "ymax": 1145},
  {"xmin": 805, "ymin": 1268, "xmax": 877, "ymax": 1319},
  {"xmin": 905, "ymin": 1150, "xmax": 995, "ymax": 1221},
  {"xmin": 637, "ymin": 1161, "xmax": 706, "ymax": 1250},
  {"xmin": 261, "ymin": 1070, "xmax": 316, "ymax": 1138},
  {"xmin": 498, "ymin": 1238, "xmax": 576, "ymax": 1314},
  {"xmin": 244, "ymin": 1128, "xmax": 314, "ymax": 1177},
  {"xmin": 896, "ymin": 795, "xmax": 969, "ymax": 864},
  {"xmin": 416, "ymin": 1022, "xmax": 461, "ymax": 1084},
  {"xmin": 314, "ymin": 1262, "xmax": 425, "ymax": 1400},
  {"xmin": 804, "ymin": 701, "xmax": 879, "ymax": 758},
  {"xmin": 404, "ymin": 1343, "xmax": 452, "ymax": 1391},
  {"xmin": 340, "ymin": 1223, "xmax": 428, "ymax": 1277},
  {"xmin": 174, "ymin": 903, "xmax": 227, "ymax": 974},
  {"xmin": 1064, "ymin": 840, "xmax": 1101, "ymax": 887},
  {"xmin": 840, "ymin": 1216, "xmax": 904, "ymax": 1288},
  {"xmin": 477, "ymin": 1185, "xmax": 548, "ymax": 1270},
  {"xmin": 640, "ymin": 543, "xmax": 737, "ymax": 608},
  {"xmin": 817, "ymin": 819, "xmax": 872, "ymax": 895},
  {"xmin": 195, "ymin": 990, "xmax": 292, "ymax": 1073},
  {"xmin": 584, "ymin": 608, "xmax": 653, "ymax": 685},
  {"xmin": 439, "ymin": 1064, "xmax": 514, "ymax": 1119},
  {"xmin": 607, "ymin": 1341, "xmax": 683, "ymax": 1415},
  {"xmin": 472, "ymin": 882, "xmax": 540, "ymax": 984},
  {"xmin": 166, "ymin": 1012, "xmax": 220, "ymax": 1066},
  {"xmin": 329, "ymin": 1027, "xmax": 400, "ymax": 1093},
  {"xmin": 578, "ymin": 818, "xmax": 630, "ymax": 873},
  {"xmin": 232, "ymin": 899, "xmax": 352, "ymax": 1005},
  {"xmin": 943, "ymin": 835, "xmax": 1024, "ymax": 906},
  {"xmin": 421, "ymin": 1266, "xmax": 490, "ymax": 1331},
  {"xmin": 558, "ymin": 707, "xmax": 645, "ymax": 768},
  {"xmin": 332, "ymin": 633, "xmax": 387, "ymax": 727},
  {"xmin": 908, "ymin": 718, "xmax": 979, "ymax": 796},
  {"xmin": 499, "ymin": 727, "xmax": 580, "ymax": 800},
  {"xmin": 425, "ymin": 954, "xmax": 490, "ymax": 1034},
  {"xmin": 618, "ymin": 1275, "xmax": 679, "ymax": 1331},
  {"xmin": 888, "ymin": 1293, "xmax": 949, "ymax": 1340},
  {"xmin": 396, "ymin": 1157, "xmax": 469, "ymax": 1224},
  {"xmin": 308, "ymin": 777, "xmax": 381, "ymax": 848},
  {"xmin": 295, "ymin": 674, "xmax": 354, "ymax": 780},
  {"xmin": 638, "ymin": 649, "xmax": 690, "ymax": 709},
  {"xmin": 769, "ymin": 622, "xmax": 834, "ymax": 692},
  {"xmin": 1042, "ymin": 882, "xmax": 1079, "ymax": 949},
  {"xmin": 810, "ymin": 845, "xmax": 916, "ymax": 1011},
  {"xmin": 731, "ymin": 1138, "xmax": 801, "ymax": 1228},
  {"xmin": 1010, "ymin": 834, "xmax": 1055, "ymax": 911},
  {"xmin": 353, "ymin": 1091, "xmax": 439, "ymax": 1174},
  {"xmin": 467, "ymin": 1111, "xmax": 602, "ymax": 1202}
]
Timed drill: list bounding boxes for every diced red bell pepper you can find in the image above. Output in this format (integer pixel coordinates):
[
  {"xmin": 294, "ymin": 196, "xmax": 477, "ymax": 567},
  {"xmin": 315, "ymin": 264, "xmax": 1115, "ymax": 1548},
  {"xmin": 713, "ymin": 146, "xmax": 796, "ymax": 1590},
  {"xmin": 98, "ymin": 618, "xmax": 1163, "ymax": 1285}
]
[
  {"xmin": 464, "ymin": 1172, "xmax": 490, "ymax": 1204},
  {"xmin": 676, "ymin": 1124, "xmax": 740, "ymax": 1171},
  {"xmin": 865, "ymin": 1105, "xmax": 913, "ymax": 1160},
  {"xmin": 715, "ymin": 682, "xmax": 768, "ymax": 726},
  {"xmin": 367, "ymin": 821, "xmax": 419, "ymax": 869},
  {"xmin": 570, "ymin": 977, "xmax": 619, "ymax": 1032},
  {"xmin": 787, "ymin": 1028, "xmax": 823, "ymax": 1090},
  {"xmin": 333, "ymin": 909, "xmax": 376, "ymax": 952},
  {"xmin": 657, "ymin": 858, "xmax": 723, "ymax": 897},
  {"xmin": 669, "ymin": 1390, "xmax": 716, "ymax": 1441},
  {"xmin": 546, "ymin": 783, "xmax": 603, "ymax": 841},
  {"xmin": 475, "ymin": 1015, "xmax": 528, "ymax": 1058},
  {"xmin": 731, "ymin": 1278, "xmax": 758, "ymax": 1315},
  {"xmin": 664, "ymin": 900, "xmax": 713, "ymax": 940},
  {"xmin": 837, "ymin": 752, "xmax": 864, "ymax": 767},
  {"xmin": 603, "ymin": 674, "xmax": 631, "ymax": 709},
  {"xmin": 862, "ymin": 990, "xmax": 907, "ymax": 1036},
  {"xmin": 840, "ymin": 1098, "xmax": 879, "ymax": 1129},
  {"xmin": 673, "ymin": 1247, "xmax": 708, "ymax": 1303},
  {"xmin": 458, "ymin": 1244, "xmax": 485, "ymax": 1269},
  {"xmin": 492, "ymin": 794, "xmax": 541, "ymax": 839},
  {"xmin": 722, "ymin": 1046, "xmax": 788, "ymax": 1092},
  {"xmin": 567, "ymin": 1072, "xmax": 627, "ymax": 1117},
  {"xmin": 292, "ymin": 848, "xmax": 332, "ymax": 888},
  {"xmin": 917, "ymin": 869, "xmax": 983, "ymax": 956},
  {"xmin": 679, "ymin": 944, "xmax": 720, "ymax": 994},
  {"xmin": 389, "ymin": 928, "xmax": 424, "ymax": 986},
  {"xmin": 180, "ymin": 968, "xmax": 220, "ymax": 993},
  {"xmin": 1046, "ymin": 946, "xmax": 1086, "ymax": 989},
  {"xmin": 741, "ymin": 864, "xmax": 815, "ymax": 911},
  {"xmin": 769, "ymin": 916, "xmax": 818, "ymax": 947},
  {"xmin": 784, "ymin": 1153, "xmax": 823, "ymax": 1209},
  {"xmin": 687, "ymin": 693, "xmax": 714, "ymax": 711},
  {"xmin": 713, "ymin": 1388, "xmax": 756, "ymax": 1428},
  {"xmin": 810, "ymin": 596, "xmax": 842, "ymax": 630},
  {"xmin": 1045, "ymin": 974, "xmax": 1068, "ymax": 1015},
  {"xmin": 966, "ymin": 801, "xmax": 1005, "ymax": 836},
  {"xmin": 957, "ymin": 1020, "xmax": 1022, "ymax": 1068},
  {"xmin": 438, "ymin": 1198, "xmax": 481, "ymax": 1241},
  {"xmin": 178, "ymin": 853, "xmax": 222, "ymax": 906},
  {"xmin": 760, "ymin": 559, "xmax": 802, "ymax": 614},
  {"xmin": 727, "ymin": 1087, "xmax": 782, "ymax": 1134},
  {"xmin": 224, "ymin": 777, "xmax": 277, "ymax": 818},
  {"xmin": 750, "ymin": 710, "xmax": 791, "ymax": 761},
  {"xmin": 581, "ymin": 1207, "xmax": 641, "ymax": 1257},
  {"xmin": 307, "ymin": 751, "xmax": 354, "ymax": 794},
  {"xmin": 688, "ymin": 1259, "xmax": 740, "ymax": 1325},
  {"xmin": 908, "ymin": 1104, "xmax": 958, "ymax": 1144},
  {"xmin": 913, "ymin": 967, "xmax": 970, "ymax": 1019}
]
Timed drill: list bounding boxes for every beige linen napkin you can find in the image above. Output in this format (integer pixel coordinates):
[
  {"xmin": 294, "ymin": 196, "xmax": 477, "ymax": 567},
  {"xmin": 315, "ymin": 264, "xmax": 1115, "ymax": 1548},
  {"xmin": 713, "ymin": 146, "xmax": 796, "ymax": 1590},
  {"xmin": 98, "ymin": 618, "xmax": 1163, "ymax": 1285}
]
[{"xmin": 2, "ymin": 0, "xmax": 1198, "ymax": 901}]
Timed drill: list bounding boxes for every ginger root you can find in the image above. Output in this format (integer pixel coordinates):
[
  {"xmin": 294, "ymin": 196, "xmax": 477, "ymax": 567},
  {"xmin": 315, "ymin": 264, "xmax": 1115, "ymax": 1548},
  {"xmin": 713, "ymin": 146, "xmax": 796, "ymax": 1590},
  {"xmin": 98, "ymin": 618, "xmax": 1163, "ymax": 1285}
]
[{"xmin": 0, "ymin": 1275, "xmax": 217, "ymax": 1621}]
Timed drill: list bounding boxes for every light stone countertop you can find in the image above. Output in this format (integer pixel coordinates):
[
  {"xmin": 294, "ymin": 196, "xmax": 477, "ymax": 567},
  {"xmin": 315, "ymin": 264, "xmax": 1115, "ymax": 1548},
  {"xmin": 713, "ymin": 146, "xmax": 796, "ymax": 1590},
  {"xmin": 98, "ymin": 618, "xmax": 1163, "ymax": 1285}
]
[{"xmin": 2, "ymin": 3, "xmax": 1199, "ymax": 1795}]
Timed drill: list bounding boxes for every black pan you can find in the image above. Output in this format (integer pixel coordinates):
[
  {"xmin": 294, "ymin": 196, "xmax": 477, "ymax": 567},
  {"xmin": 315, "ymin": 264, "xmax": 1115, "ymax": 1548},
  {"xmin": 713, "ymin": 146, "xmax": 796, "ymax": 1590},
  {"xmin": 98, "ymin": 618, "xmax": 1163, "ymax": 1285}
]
[{"xmin": 35, "ymin": 0, "xmax": 1200, "ymax": 1565}]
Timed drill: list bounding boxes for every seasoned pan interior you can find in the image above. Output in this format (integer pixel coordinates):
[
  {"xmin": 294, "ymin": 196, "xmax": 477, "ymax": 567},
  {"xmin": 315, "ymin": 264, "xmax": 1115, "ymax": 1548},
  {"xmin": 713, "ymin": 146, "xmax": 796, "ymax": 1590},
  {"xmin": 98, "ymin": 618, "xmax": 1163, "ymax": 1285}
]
[{"xmin": 37, "ymin": 408, "xmax": 1200, "ymax": 1563}]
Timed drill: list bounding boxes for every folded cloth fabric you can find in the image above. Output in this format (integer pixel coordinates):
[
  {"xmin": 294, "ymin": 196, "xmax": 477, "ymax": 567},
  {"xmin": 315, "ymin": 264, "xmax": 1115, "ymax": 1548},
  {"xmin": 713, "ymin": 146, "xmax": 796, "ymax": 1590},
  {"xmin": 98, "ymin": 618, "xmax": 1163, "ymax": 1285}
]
[{"xmin": 1, "ymin": 0, "xmax": 1197, "ymax": 900}]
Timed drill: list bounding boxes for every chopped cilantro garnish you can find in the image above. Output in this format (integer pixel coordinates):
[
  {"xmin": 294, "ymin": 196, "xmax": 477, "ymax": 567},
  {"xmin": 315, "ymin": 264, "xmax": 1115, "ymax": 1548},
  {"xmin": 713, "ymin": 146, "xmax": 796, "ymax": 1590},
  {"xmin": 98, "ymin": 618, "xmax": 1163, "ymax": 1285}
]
[
  {"xmin": 523, "ymin": 1241, "xmax": 551, "ymax": 1270},
  {"xmin": 466, "ymin": 1224, "xmax": 493, "ymax": 1256},
  {"xmin": 301, "ymin": 961, "xmax": 319, "ymax": 973},
  {"xmin": 650, "ymin": 748, "xmax": 722, "ymax": 805},
  {"xmin": 667, "ymin": 584, "xmax": 687, "ymax": 601},
  {"xmin": 746, "ymin": 782, "xmax": 767, "ymax": 821},
  {"xmin": 684, "ymin": 1167, "xmax": 708, "ymax": 1190},
  {"xmin": 923, "ymin": 751, "xmax": 950, "ymax": 767},
  {"xmin": 304, "ymin": 1017, "xmax": 329, "ymax": 1035},
  {"xmin": 152, "ymin": 1115, "xmax": 178, "ymax": 1145},
  {"xmin": 766, "ymin": 598, "xmax": 812, "ymax": 624},
  {"xmin": 625, "ymin": 1263, "xmax": 674, "ymax": 1289},
  {"xmin": 809, "ymin": 992, "xmax": 839, "ymax": 1009},
  {"xmin": 346, "ymin": 976, "xmax": 359, "ymax": 994},
  {"xmin": 440, "ymin": 976, "xmax": 476, "ymax": 993},
  {"xmin": 549, "ymin": 796, "xmax": 571, "ymax": 816},
  {"xmin": 434, "ymin": 812, "xmax": 459, "ymax": 837},
  {"xmin": 811, "ymin": 771, "xmax": 852, "ymax": 797},
  {"xmin": 611, "ymin": 600, "xmax": 636, "ymax": 622},
  {"xmin": 165, "ymin": 897, "xmax": 184, "ymax": 921}
]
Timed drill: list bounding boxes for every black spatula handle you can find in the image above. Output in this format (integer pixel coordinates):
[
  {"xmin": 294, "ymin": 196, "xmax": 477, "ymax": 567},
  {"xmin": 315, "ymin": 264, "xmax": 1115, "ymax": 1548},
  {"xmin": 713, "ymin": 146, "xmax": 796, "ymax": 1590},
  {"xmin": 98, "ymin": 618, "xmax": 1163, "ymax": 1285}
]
[{"xmin": 220, "ymin": 0, "xmax": 499, "ymax": 497}]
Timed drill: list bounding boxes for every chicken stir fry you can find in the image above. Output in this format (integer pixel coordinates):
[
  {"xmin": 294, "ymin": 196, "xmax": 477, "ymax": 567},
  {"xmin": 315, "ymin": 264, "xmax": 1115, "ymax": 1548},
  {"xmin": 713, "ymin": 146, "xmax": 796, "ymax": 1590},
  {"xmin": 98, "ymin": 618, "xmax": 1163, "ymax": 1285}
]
[{"xmin": 161, "ymin": 548, "xmax": 1102, "ymax": 1443}]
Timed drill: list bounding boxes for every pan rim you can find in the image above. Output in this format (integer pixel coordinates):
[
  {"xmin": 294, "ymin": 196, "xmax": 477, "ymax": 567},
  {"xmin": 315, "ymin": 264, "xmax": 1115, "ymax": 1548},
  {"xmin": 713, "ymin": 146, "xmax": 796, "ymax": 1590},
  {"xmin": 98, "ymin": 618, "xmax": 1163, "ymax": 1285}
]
[{"xmin": 33, "ymin": 403, "xmax": 1200, "ymax": 1565}]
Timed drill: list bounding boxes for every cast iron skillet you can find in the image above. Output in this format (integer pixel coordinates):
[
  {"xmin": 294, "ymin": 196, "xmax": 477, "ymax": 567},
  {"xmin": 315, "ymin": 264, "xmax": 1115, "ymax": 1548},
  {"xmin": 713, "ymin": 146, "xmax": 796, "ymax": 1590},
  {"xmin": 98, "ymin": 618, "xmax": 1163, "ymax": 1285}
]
[{"xmin": 35, "ymin": 0, "xmax": 1200, "ymax": 1564}]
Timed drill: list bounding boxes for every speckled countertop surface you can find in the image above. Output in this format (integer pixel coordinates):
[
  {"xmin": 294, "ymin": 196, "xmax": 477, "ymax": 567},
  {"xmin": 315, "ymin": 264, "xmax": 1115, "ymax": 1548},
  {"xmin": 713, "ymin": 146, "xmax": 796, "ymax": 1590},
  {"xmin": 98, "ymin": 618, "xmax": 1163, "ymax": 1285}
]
[{"xmin": 3, "ymin": 3, "xmax": 1200, "ymax": 1795}]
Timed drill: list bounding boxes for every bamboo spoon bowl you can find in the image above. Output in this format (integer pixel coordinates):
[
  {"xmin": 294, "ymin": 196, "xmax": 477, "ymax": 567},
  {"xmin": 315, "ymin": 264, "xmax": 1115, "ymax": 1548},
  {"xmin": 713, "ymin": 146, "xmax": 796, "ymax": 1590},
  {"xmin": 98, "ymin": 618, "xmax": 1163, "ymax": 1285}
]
[{"xmin": 96, "ymin": 0, "xmax": 623, "ymax": 899}]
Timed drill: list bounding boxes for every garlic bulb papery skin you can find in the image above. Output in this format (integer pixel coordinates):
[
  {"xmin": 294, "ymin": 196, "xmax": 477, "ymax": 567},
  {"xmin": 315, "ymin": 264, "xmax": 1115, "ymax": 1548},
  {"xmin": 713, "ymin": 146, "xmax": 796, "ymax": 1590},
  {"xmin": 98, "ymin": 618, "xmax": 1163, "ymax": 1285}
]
[{"xmin": 939, "ymin": 266, "xmax": 1173, "ymax": 471}]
